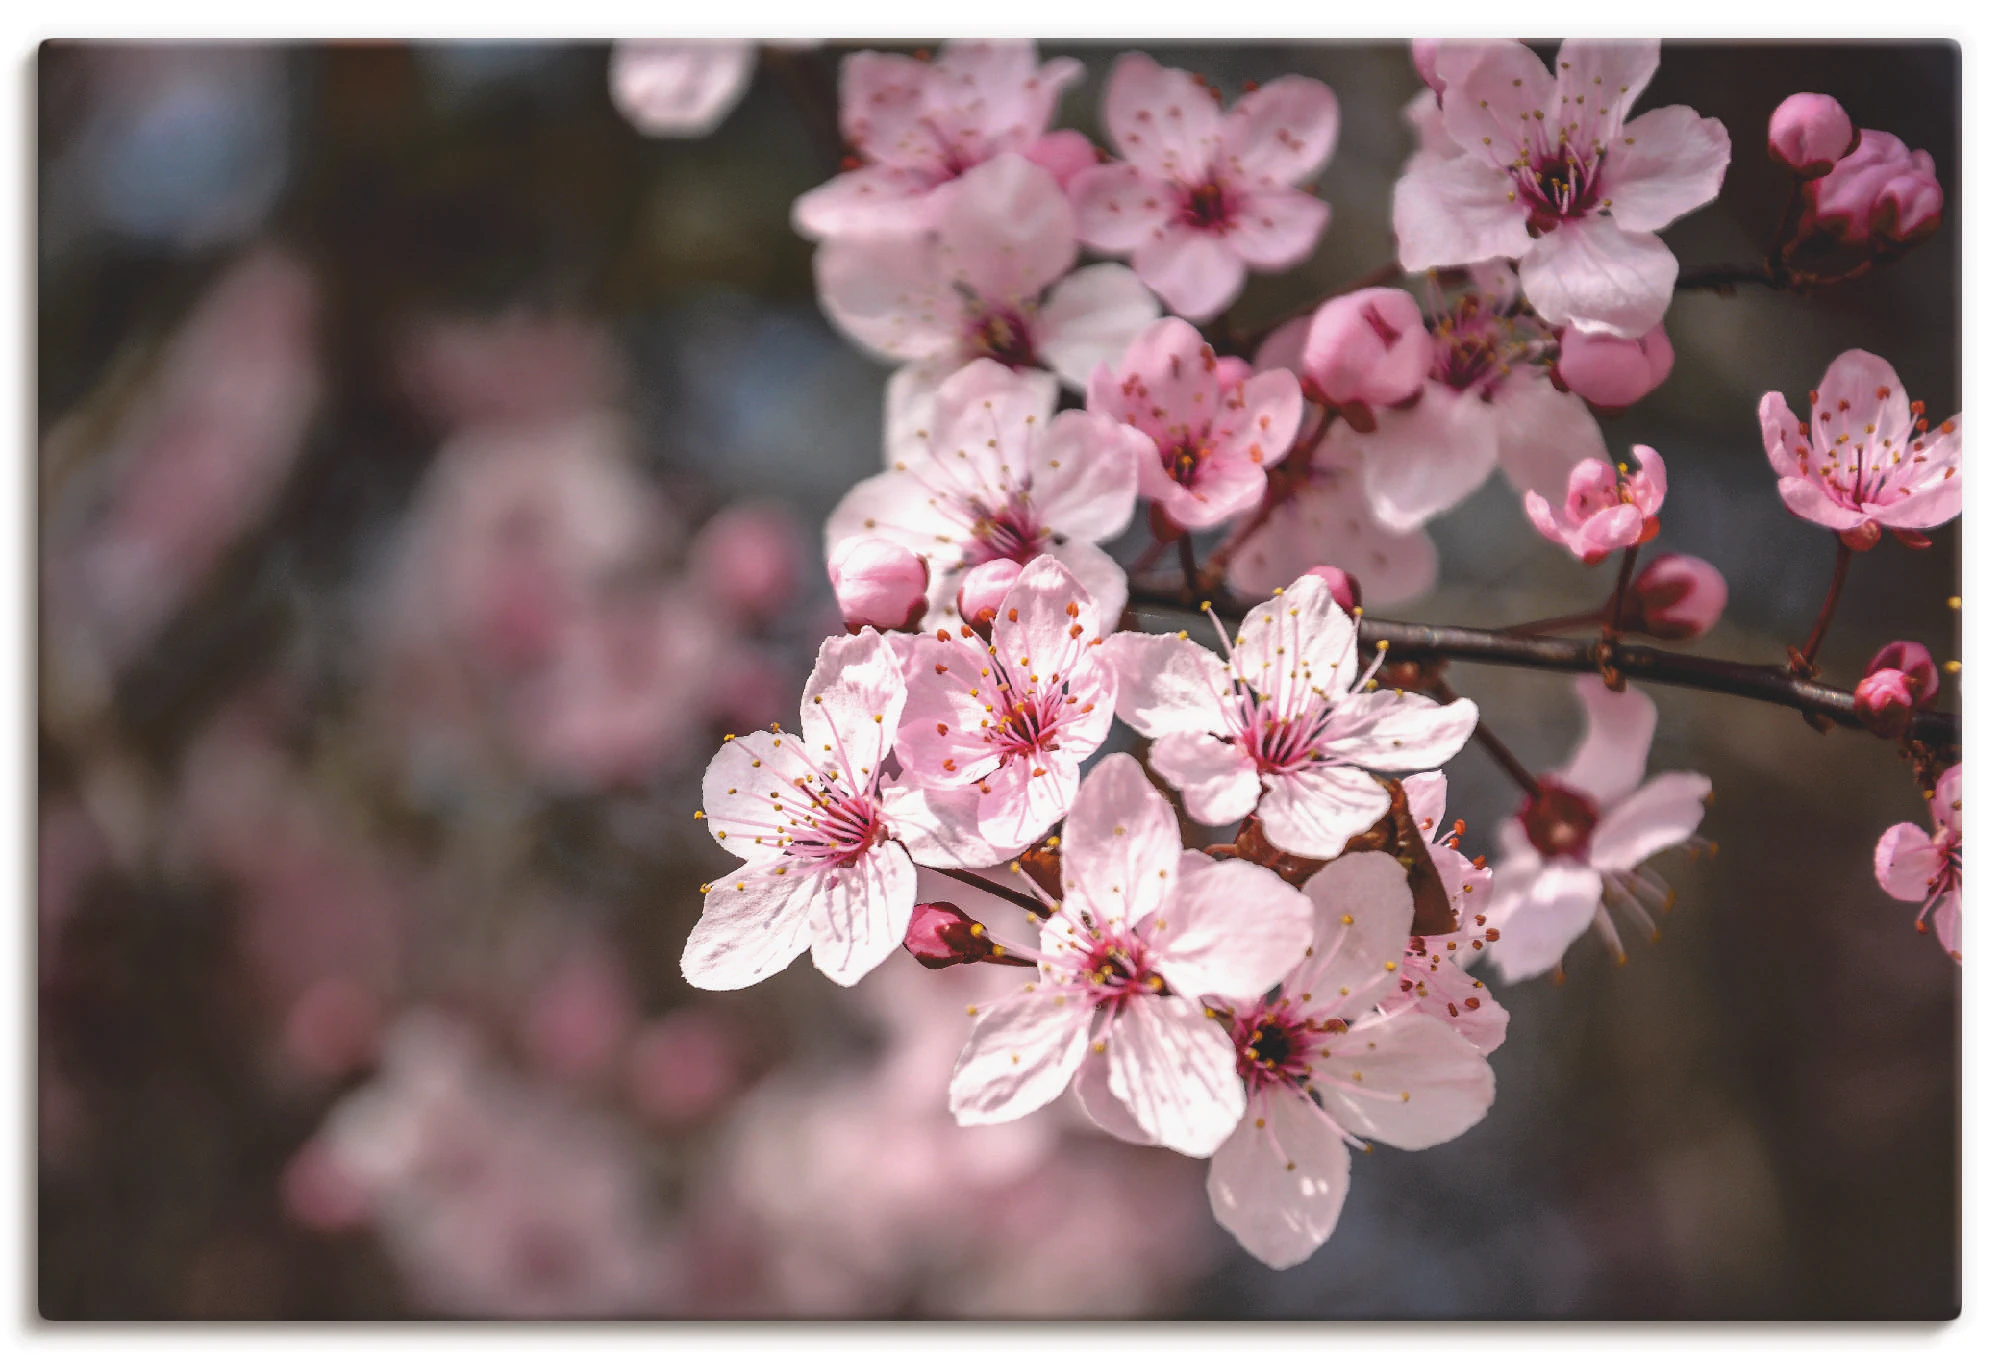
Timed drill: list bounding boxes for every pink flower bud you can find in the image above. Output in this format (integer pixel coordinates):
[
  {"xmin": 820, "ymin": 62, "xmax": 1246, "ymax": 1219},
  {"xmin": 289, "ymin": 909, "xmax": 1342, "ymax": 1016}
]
[
  {"xmin": 1864, "ymin": 640, "xmax": 1939, "ymax": 706},
  {"xmin": 1768, "ymin": 92, "xmax": 1856, "ymax": 177},
  {"xmin": 1615, "ymin": 553, "xmax": 1727, "ymax": 641},
  {"xmin": 956, "ymin": 557, "xmax": 1023, "ymax": 635},
  {"xmin": 828, "ymin": 537, "xmax": 929, "ymax": 633},
  {"xmin": 1411, "ymin": 40, "xmax": 1445, "ymax": 94},
  {"xmin": 1854, "ymin": 668, "xmax": 1918, "ymax": 738},
  {"xmin": 1557, "ymin": 324, "xmax": 1675, "ymax": 410},
  {"xmin": 1304, "ymin": 565, "xmax": 1362, "ymax": 614},
  {"xmin": 1302, "ymin": 288, "xmax": 1431, "ymax": 409},
  {"xmin": 903, "ymin": 901, "xmax": 1001, "ymax": 969},
  {"xmin": 1806, "ymin": 129, "xmax": 1944, "ymax": 247}
]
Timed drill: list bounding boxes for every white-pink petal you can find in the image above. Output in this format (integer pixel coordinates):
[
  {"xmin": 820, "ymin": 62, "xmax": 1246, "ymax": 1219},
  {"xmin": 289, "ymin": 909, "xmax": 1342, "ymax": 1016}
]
[
  {"xmin": 1393, "ymin": 152, "xmax": 1533, "ymax": 271},
  {"xmin": 1060, "ymin": 752, "xmax": 1182, "ymax": 926},
  {"xmin": 1601, "ymin": 104, "xmax": 1732, "ymax": 235},
  {"xmin": 1482, "ymin": 859, "xmax": 1604, "ymax": 983},
  {"xmin": 1221, "ymin": 75, "xmax": 1339, "ymax": 188},
  {"xmin": 1589, "ymin": 772, "xmax": 1712, "ymax": 871},
  {"xmin": 1150, "ymin": 731, "xmax": 1262, "ymax": 826},
  {"xmin": 681, "ymin": 864, "xmax": 815, "ymax": 991},
  {"xmin": 1101, "ymin": 632, "xmax": 1233, "ymax": 737},
  {"xmin": 1133, "ymin": 228, "xmax": 1249, "ymax": 323},
  {"xmin": 1034, "ymin": 264, "xmax": 1163, "ymax": 389},
  {"xmin": 1258, "ymin": 761, "xmax": 1392, "ymax": 860},
  {"xmin": 1556, "ymin": 673, "xmax": 1656, "ymax": 806},
  {"xmin": 1518, "ymin": 215, "xmax": 1678, "ymax": 341},
  {"xmin": 807, "ymin": 842, "xmax": 918, "ymax": 986},
  {"xmin": 1153, "ymin": 855, "xmax": 1313, "ymax": 1002},
  {"xmin": 1206, "ymin": 1087, "xmax": 1352, "ymax": 1270},
  {"xmin": 948, "ymin": 990, "xmax": 1091, "ymax": 1125},
  {"xmin": 1105, "ymin": 993, "xmax": 1245, "ymax": 1156},
  {"xmin": 1316, "ymin": 1010, "xmax": 1494, "ymax": 1150},
  {"xmin": 1342, "ymin": 384, "xmax": 1501, "ymax": 532}
]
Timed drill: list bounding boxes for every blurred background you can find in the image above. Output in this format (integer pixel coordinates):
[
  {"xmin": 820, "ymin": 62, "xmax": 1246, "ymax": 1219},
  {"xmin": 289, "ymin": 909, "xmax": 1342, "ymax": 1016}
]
[{"xmin": 35, "ymin": 40, "xmax": 1959, "ymax": 1320}]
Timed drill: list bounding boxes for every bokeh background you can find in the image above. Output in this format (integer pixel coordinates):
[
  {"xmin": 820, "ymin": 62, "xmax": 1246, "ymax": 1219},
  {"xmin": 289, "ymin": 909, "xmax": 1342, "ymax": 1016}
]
[{"xmin": 35, "ymin": 40, "xmax": 1959, "ymax": 1320}]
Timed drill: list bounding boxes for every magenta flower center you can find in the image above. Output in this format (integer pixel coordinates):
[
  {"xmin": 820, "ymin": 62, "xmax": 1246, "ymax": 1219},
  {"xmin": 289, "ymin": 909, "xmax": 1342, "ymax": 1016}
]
[
  {"xmin": 1232, "ymin": 1001, "xmax": 1317, "ymax": 1091},
  {"xmin": 965, "ymin": 498, "xmax": 1049, "ymax": 565},
  {"xmin": 788, "ymin": 787, "xmax": 888, "ymax": 869},
  {"xmin": 1512, "ymin": 139, "xmax": 1605, "ymax": 234},
  {"xmin": 1428, "ymin": 294, "xmax": 1522, "ymax": 398},
  {"xmin": 1180, "ymin": 177, "xmax": 1237, "ymax": 233},
  {"xmin": 1519, "ymin": 778, "xmax": 1600, "ymax": 861},
  {"xmin": 1079, "ymin": 928, "xmax": 1164, "ymax": 1012},
  {"xmin": 967, "ymin": 308, "xmax": 1039, "ymax": 369},
  {"xmin": 1162, "ymin": 433, "xmax": 1216, "ymax": 487}
]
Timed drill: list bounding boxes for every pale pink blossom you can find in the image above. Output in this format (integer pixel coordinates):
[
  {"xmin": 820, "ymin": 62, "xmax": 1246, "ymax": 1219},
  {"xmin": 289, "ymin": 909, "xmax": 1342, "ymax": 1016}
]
[
  {"xmin": 1068, "ymin": 52, "xmax": 1339, "ymax": 322},
  {"xmin": 1874, "ymin": 763, "xmax": 1961, "ymax": 962},
  {"xmin": 826, "ymin": 359, "xmax": 1151, "ymax": 626},
  {"xmin": 686, "ymin": 629, "xmax": 987, "ymax": 990},
  {"xmin": 1614, "ymin": 552, "xmax": 1728, "ymax": 641},
  {"xmin": 609, "ymin": 40, "xmax": 755, "ymax": 138},
  {"xmin": 1482, "ymin": 676, "xmax": 1711, "ymax": 983},
  {"xmin": 1313, "ymin": 267, "xmax": 1611, "ymax": 533},
  {"xmin": 1524, "ymin": 446, "xmax": 1668, "ymax": 564},
  {"xmin": 1805, "ymin": 129, "xmax": 1942, "ymax": 246},
  {"xmin": 1087, "ymin": 316, "xmax": 1303, "ymax": 531},
  {"xmin": 1768, "ymin": 93, "xmax": 1856, "ymax": 178},
  {"xmin": 1394, "ymin": 40, "xmax": 1730, "ymax": 339},
  {"xmin": 897, "ymin": 555, "xmax": 1115, "ymax": 851},
  {"xmin": 1759, "ymin": 349, "xmax": 1960, "ymax": 546},
  {"xmin": 815, "ymin": 153, "xmax": 1159, "ymax": 391},
  {"xmin": 689, "ymin": 502, "xmax": 804, "ymax": 623},
  {"xmin": 1205, "ymin": 851, "xmax": 1496, "ymax": 1268},
  {"xmin": 1102, "ymin": 573, "xmax": 1479, "ymax": 858},
  {"xmin": 949, "ymin": 753, "xmax": 1313, "ymax": 1156},
  {"xmin": 1385, "ymin": 772, "xmax": 1509, "ymax": 1057},
  {"xmin": 793, "ymin": 42, "xmax": 1085, "ymax": 240}
]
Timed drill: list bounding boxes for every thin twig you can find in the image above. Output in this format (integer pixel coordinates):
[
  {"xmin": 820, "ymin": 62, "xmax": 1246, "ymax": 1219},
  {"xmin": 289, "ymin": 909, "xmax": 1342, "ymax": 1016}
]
[
  {"xmin": 934, "ymin": 866, "xmax": 1052, "ymax": 919},
  {"xmin": 1431, "ymin": 678, "xmax": 1540, "ymax": 797},
  {"xmin": 1794, "ymin": 539, "xmax": 1854, "ymax": 674}
]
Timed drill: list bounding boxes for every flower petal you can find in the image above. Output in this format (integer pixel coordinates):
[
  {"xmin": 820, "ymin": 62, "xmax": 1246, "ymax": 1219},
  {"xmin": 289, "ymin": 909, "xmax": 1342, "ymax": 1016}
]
[
  {"xmin": 814, "ymin": 233, "xmax": 958, "ymax": 362},
  {"xmin": 1490, "ymin": 376, "xmax": 1610, "ymax": 507},
  {"xmin": 948, "ymin": 989, "xmax": 1091, "ymax": 1125},
  {"xmin": 681, "ymin": 863, "xmax": 815, "ymax": 990},
  {"xmin": 1259, "ymin": 762, "xmax": 1392, "ymax": 860},
  {"xmin": 936, "ymin": 154, "xmax": 1079, "ymax": 305},
  {"xmin": 1100, "ymin": 631, "xmax": 1234, "ymax": 737},
  {"xmin": 1556, "ymin": 672, "xmax": 1656, "ymax": 805},
  {"xmin": 1030, "ymin": 410, "xmax": 1148, "ymax": 545},
  {"xmin": 1874, "ymin": 820, "xmax": 1944, "ymax": 903},
  {"xmin": 1519, "ymin": 216, "xmax": 1678, "ymax": 340},
  {"xmin": 1072, "ymin": 1046, "xmax": 1158, "ymax": 1145},
  {"xmin": 1344, "ymin": 385, "xmax": 1502, "ymax": 532},
  {"xmin": 1105, "ymin": 994, "xmax": 1245, "ymax": 1156},
  {"xmin": 1589, "ymin": 772, "xmax": 1711, "ymax": 871},
  {"xmin": 1154, "ymin": 855, "xmax": 1314, "ymax": 1002},
  {"xmin": 1602, "ymin": 104, "xmax": 1731, "ymax": 235},
  {"xmin": 800, "ymin": 629, "xmax": 907, "ymax": 779},
  {"xmin": 1320, "ymin": 690, "xmax": 1480, "ymax": 772},
  {"xmin": 1777, "ymin": 474, "xmax": 1865, "ymax": 530},
  {"xmin": 1034, "ymin": 264, "xmax": 1162, "ymax": 389},
  {"xmin": 1392, "ymin": 151, "xmax": 1533, "ymax": 271},
  {"xmin": 1316, "ymin": 1010, "xmax": 1494, "ymax": 1150},
  {"xmin": 1070, "ymin": 161, "xmax": 1176, "ymax": 252},
  {"xmin": 1297, "ymin": 850, "xmax": 1415, "ymax": 1011},
  {"xmin": 1482, "ymin": 860, "xmax": 1603, "ymax": 983},
  {"xmin": 1225, "ymin": 188, "xmax": 1331, "ymax": 271},
  {"xmin": 792, "ymin": 163, "xmax": 941, "ymax": 241},
  {"xmin": 1061, "ymin": 751, "xmax": 1181, "ymax": 927},
  {"xmin": 1133, "ymin": 228, "xmax": 1249, "ymax": 323},
  {"xmin": 808, "ymin": 841, "xmax": 917, "ymax": 986},
  {"xmin": 1206, "ymin": 1087, "xmax": 1352, "ymax": 1270},
  {"xmin": 1151, "ymin": 731, "xmax": 1262, "ymax": 826},
  {"xmin": 1221, "ymin": 75, "xmax": 1339, "ymax": 188},
  {"xmin": 1103, "ymin": 51, "xmax": 1223, "ymax": 183}
]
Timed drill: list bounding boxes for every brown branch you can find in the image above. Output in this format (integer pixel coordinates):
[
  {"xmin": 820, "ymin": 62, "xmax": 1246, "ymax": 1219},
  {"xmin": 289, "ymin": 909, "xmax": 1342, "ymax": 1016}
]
[{"xmin": 933, "ymin": 866, "xmax": 1052, "ymax": 919}]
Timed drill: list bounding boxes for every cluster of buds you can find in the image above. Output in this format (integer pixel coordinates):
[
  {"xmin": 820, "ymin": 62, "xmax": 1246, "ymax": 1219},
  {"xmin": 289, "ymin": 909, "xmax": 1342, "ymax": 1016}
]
[{"xmin": 1770, "ymin": 93, "xmax": 1943, "ymax": 253}]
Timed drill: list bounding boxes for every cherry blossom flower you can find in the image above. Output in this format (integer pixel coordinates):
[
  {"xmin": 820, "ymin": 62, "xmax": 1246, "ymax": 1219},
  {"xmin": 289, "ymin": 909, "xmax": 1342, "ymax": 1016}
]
[
  {"xmin": 1087, "ymin": 316, "xmax": 1303, "ymax": 531},
  {"xmin": 1205, "ymin": 851, "xmax": 1496, "ymax": 1269},
  {"xmin": 828, "ymin": 537, "xmax": 929, "ymax": 633},
  {"xmin": 1875, "ymin": 763, "xmax": 1962, "ymax": 962},
  {"xmin": 1524, "ymin": 446, "xmax": 1667, "ymax": 564},
  {"xmin": 815, "ymin": 153, "xmax": 1160, "ymax": 393},
  {"xmin": 684, "ymin": 630, "xmax": 973, "ymax": 990},
  {"xmin": 948, "ymin": 753, "xmax": 1313, "ymax": 1156},
  {"xmin": 1759, "ymin": 349, "xmax": 1960, "ymax": 548},
  {"xmin": 1393, "ymin": 40, "xmax": 1730, "ymax": 339},
  {"xmin": 1102, "ymin": 573, "xmax": 1479, "ymax": 858},
  {"xmin": 826, "ymin": 359, "xmax": 1152, "ymax": 626},
  {"xmin": 1315, "ymin": 267, "xmax": 1610, "ymax": 533},
  {"xmin": 1482, "ymin": 676, "xmax": 1711, "ymax": 983},
  {"xmin": 608, "ymin": 40, "xmax": 756, "ymax": 139},
  {"xmin": 896, "ymin": 555, "xmax": 1116, "ymax": 851},
  {"xmin": 1068, "ymin": 52, "xmax": 1339, "ymax": 322},
  {"xmin": 793, "ymin": 42, "xmax": 1085, "ymax": 240},
  {"xmin": 1384, "ymin": 772, "xmax": 1510, "ymax": 1056}
]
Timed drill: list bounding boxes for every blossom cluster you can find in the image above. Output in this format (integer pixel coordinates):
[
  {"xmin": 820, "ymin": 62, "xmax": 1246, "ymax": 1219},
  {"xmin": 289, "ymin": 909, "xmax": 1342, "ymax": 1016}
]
[{"xmin": 656, "ymin": 37, "xmax": 1962, "ymax": 1278}]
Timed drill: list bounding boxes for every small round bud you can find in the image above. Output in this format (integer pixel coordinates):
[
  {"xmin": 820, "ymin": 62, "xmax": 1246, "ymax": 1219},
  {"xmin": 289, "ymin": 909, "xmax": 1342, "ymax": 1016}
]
[
  {"xmin": 1864, "ymin": 640, "xmax": 1940, "ymax": 707},
  {"xmin": 904, "ymin": 901, "xmax": 1000, "ymax": 969},
  {"xmin": 1302, "ymin": 288, "xmax": 1431, "ymax": 409},
  {"xmin": 1616, "ymin": 553, "xmax": 1727, "ymax": 642},
  {"xmin": 1806, "ymin": 129, "xmax": 1944, "ymax": 247},
  {"xmin": 1304, "ymin": 565, "xmax": 1362, "ymax": 615},
  {"xmin": 1768, "ymin": 92, "xmax": 1856, "ymax": 178},
  {"xmin": 1854, "ymin": 669, "xmax": 1917, "ymax": 738},
  {"xmin": 1557, "ymin": 324, "xmax": 1675, "ymax": 410},
  {"xmin": 828, "ymin": 537, "xmax": 929, "ymax": 633},
  {"xmin": 956, "ymin": 557, "xmax": 1024, "ymax": 636}
]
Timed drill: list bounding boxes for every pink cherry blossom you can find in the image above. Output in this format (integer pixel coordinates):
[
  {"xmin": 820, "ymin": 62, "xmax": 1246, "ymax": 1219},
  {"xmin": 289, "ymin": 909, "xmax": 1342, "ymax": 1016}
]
[
  {"xmin": 896, "ymin": 555, "xmax": 1116, "ymax": 851},
  {"xmin": 1205, "ymin": 851, "xmax": 1496, "ymax": 1269},
  {"xmin": 1302, "ymin": 565, "xmax": 1361, "ymax": 614},
  {"xmin": 1068, "ymin": 52, "xmax": 1339, "ymax": 322},
  {"xmin": 1759, "ymin": 349, "xmax": 1960, "ymax": 543},
  {"xmin": 1394, "ymin": 40, "xmax": 1730, "ymax": 339},
  {"xmin": 1314, "ymin": 268, "xmax": 1611, "ymax": 533},
  {"xmin": 793, "ymin": 42, "xmax": 1085, "ymax": 240},
  {"xmin": 826, "ymin": 359, "xmax": 1153, "ymax": 626},
  {"xmin": 1087, "ymin": 316, "xmax": 1304, "ymax": 531},
  {"xmin": 1102, "ymin": 573, "xmax": 1479, "ymax": 858},
  {"xmin": 1854, "ymin": 641, "xmax": 1939, "ymax": 739},
  {"xmin": 608, "ymin": 40, "xmax": 756, "ymax": 139},
  {"xmin": 1805, "ymin": 129, "xmax": 1942, "ymax": 246},
  {"xmin": 1875, "ymin": 763, "xmax": 1962, "ymax": 962},
  {"xmin": 1524, "ymin": 446, "xmax": 1668, "ymax": 564},
  {"xmin": 1384, "ymin": 772, "xmax": 1510, "ymax": 1056},
  {"xmin": 1482, "ymin": 676, "xmax": 1711, "ymax": 983},
  {"xmin": 948, "ymin": 753, "xmax": 1313, "ymax": 1156},
  {"xmin": 815, "ymin": 153, "xmax": 1160, "ymax": 392},
  {"xmin": 685, "ymin": 630, "xmax": 946, "ymax": 990}
]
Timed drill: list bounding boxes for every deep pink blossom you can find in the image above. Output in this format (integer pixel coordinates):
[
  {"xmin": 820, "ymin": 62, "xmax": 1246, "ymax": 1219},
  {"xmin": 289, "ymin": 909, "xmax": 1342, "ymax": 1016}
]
[
  {"xmin": 1087, "ymin": 316, "xmax": 1303, "ymax": 531},
  {"xmin": 896, "ymin": 555, "xmax": 1116, "ymax": 851},
  {"xmin": 1102, "ymin": 572, "xmax": 1478, "ymax": 858},
  {"xmin": 609, "ymin": 41, "xmax": 756, "ymax": 139},
  {"xmin": 1805, "ymin": 129, "xmax": 1942, "ymax": 246},
  {"xmin": 1205, "ymin": 852, "xmax": 1495, "ymax": 1268},
  {"xmin": 794, "ymin": 42, "xmax": 1085, "ymax": 240},
  {"xmin": 1524, "ymin": 446, "xmax": 1668, "ymax": 564},
  {"xmin": 1483, "ymin": 677, "xmax": 1711, "ymax": 982},
  {"xmin": 1760, "ymin": 349, "xmax": 1960, "ymax": 544},
  {"xmin": 1614, "ymin": 553, "xmax": 1728, "ymax": 641},
  {"xmin": 1874, "ymin": 763, "xmax": 1961, "ymax": 962},
  {"xmin": 948, "ymin": 754, "xmax": 1313, "ymax": 1156},
  {"xmin": 1394, "ymin": 40, "xmax": 1730, "ymax": 339},
  {"xmin": 816, "ymin": 153, "xmax": 1160, "ymax": 394},
  {"xmin": 1854, "ymin": 641, "xmax": 1939, "ymax": 739},
  {"xmin": 1768, "ymin": 93, "xmax": 1856, "ymax": 178},
  {"xmin": 827, "ymin": 360, "xmax": 1152, "ymax": 626},
  {"xmin": 1068, "ymin": 52, "xmax": 1338, "ymax": 321}
]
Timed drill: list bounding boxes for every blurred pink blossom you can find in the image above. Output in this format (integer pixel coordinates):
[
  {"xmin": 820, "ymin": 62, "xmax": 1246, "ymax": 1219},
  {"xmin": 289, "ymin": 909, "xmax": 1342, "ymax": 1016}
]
[{"xmin": 609, "ymin": 41, "xmax": 756, "ymax": 139}]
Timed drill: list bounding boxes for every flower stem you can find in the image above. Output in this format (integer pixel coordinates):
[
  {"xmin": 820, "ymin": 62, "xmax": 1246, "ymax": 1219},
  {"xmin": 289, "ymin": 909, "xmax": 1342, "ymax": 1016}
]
[
  {"xmin": 1794, "ymin": 539, "xmax": 1854, "ymax": 675},
  {"xmin": 1431, "ymin": 678, "xmax": 1541, "ymax": 797},
  {"xmin": 1605, "ymin": 545, "xmax": 1640, "ymax": 638},
  {"xmin": 934, "ymin": 866, "xmax": 1052, "ymax": 919}
]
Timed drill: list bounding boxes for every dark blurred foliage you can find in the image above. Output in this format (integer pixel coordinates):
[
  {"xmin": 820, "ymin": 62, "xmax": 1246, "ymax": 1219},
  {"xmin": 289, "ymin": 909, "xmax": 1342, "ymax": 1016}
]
[{"xmin": 37, "ymin": 40, "xmax": 1957, "ymax": 1320}]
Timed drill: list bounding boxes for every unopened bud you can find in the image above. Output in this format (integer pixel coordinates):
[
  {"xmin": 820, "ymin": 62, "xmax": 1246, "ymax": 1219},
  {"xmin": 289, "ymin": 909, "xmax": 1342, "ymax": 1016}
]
[
  {"xmin": 904, "ymin": 901, "xmax": 1009, "ymax": 969},
  {"xmin": 1806, "ymin": 129, "xmax": 1944, "ymax": 247},
  {"xmin": 1864, "ymin": 640, "xmax": 1939, "ymax": 705},
  {"xmin": 1556, "ymin": 323, "xmax": 1675, "ymax": 410},
  {"xmin": 1768, "ymin": 92, "xmax": 1857, "ymax": 178},
  {"xmin": 1854, "ymin": 669, "xmax": 1917, "ymax": 738},
  {"xmin": 1616, "ymin": 553, "xmax": 1727, "ymax": 641},
  {"xmin": 956, "ymin": 558, "xmax": 1023, "ymax": 638},
  {"xmin": 828, "ymin": 537, "xmax": 928, "ymax": 633},
  {"xmin": 1303, "ymin": 287, "xmax": 1430, "ymax": 409},
  {"xmin": 1304, "ymin": 565, "xmax": 1362, "ymax": 615}
]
